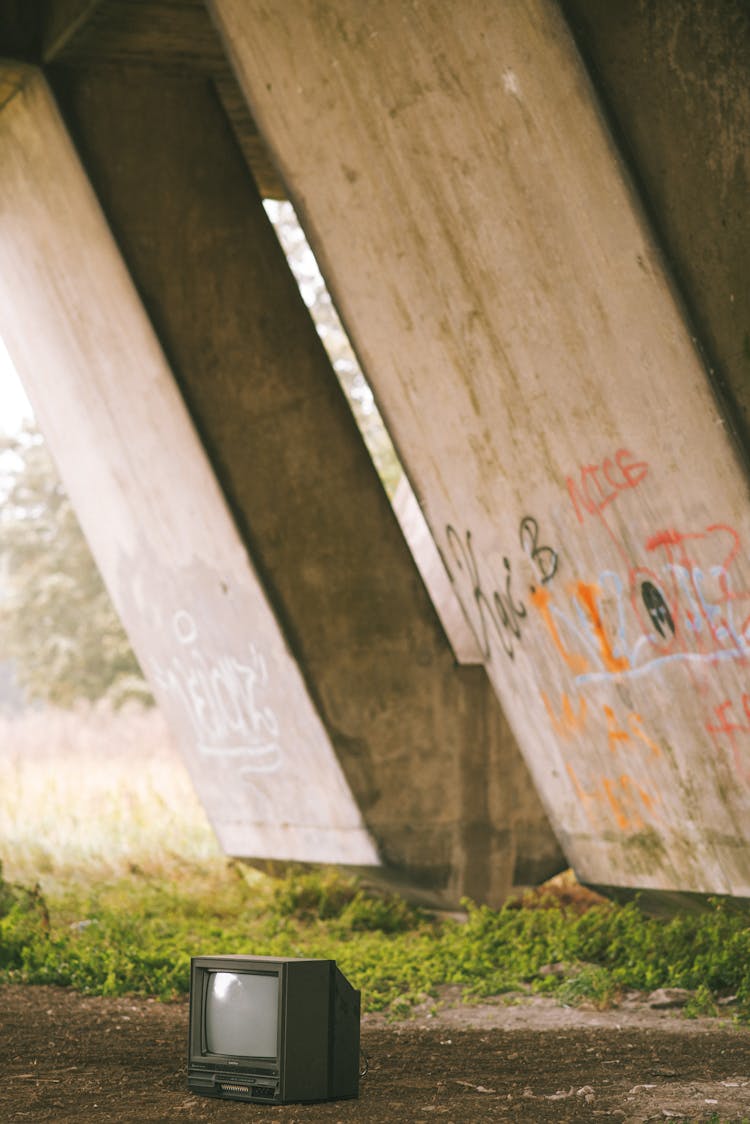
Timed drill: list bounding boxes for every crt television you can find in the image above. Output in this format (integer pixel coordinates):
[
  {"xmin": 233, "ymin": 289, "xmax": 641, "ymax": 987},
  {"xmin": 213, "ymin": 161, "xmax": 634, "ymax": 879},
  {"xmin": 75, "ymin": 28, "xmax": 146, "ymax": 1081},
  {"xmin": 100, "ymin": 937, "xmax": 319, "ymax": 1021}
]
[{"xmin": 187, "ymin": 954, "xmax": 360, "ymax": 1104}]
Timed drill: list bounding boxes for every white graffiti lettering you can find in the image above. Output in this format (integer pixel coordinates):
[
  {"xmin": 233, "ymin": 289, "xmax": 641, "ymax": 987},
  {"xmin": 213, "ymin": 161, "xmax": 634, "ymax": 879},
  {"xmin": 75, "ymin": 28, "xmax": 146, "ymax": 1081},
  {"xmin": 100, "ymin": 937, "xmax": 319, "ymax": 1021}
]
[{"xmin": 150, "ymin": 611, "xmax": 282, "ymax": 774}]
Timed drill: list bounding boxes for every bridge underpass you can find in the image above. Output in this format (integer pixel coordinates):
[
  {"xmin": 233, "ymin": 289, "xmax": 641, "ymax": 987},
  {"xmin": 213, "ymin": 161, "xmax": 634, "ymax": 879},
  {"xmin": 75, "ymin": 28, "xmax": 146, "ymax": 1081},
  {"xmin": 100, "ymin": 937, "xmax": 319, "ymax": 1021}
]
[{"xmin": 0, "ymin": 1, "xmax": 748, "ymax": 906}]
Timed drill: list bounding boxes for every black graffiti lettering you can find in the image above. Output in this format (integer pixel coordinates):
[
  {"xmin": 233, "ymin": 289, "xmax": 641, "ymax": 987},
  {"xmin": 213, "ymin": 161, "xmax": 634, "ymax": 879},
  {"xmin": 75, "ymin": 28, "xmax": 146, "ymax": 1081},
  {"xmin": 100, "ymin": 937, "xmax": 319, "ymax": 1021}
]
[
  {"xmin": 444, "ymin": 527, "xmax": 526, "ymax": 661},
  {"xmin": 500, "ymin": 556, "xmax": 526, "ymax": 638},
  {"xmin": 444, "ymin": 526, "xmax": 496, "ymax": 659},
  {"xmin": 519, "ymin": 515, "xmax": 558, "ymax": 584},
  {"xmin": 641, "ymin": 580, "xmax": 675, "ymax": 638}
]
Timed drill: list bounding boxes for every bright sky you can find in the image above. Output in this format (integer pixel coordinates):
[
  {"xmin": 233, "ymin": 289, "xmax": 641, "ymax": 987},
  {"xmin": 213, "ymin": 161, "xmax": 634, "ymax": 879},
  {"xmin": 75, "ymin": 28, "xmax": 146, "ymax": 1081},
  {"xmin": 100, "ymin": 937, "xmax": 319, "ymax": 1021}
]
[{"xmin": 0, "ymin": 335, "xmax": 33, "ymax": 435}]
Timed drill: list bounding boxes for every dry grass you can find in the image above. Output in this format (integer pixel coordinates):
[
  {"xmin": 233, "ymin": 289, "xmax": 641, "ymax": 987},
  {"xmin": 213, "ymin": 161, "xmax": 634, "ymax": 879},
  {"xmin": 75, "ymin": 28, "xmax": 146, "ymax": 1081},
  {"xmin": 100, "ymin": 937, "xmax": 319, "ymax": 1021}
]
[{"xmin": 0, "ymin": 703, "xmax": 221, "ymax": 889}]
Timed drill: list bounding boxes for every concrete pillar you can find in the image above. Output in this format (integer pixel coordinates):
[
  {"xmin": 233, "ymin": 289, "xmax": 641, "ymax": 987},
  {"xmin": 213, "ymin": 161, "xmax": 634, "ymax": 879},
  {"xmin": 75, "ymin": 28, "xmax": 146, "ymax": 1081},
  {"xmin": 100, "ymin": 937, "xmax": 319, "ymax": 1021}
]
[
  {"xmin": 562, "ymin": 0, "xmax": 750, "ymax": 457},
  {"xmin": 0, "ymin": 60, "xmax": 562, "ymax": 905},
  {"xmin": 0, "ymin": 63, "xmax": 376, "ymax": 867},
  {"xmin": 210, "ymin": 0, "xmax": 750, "ymax": 896}
]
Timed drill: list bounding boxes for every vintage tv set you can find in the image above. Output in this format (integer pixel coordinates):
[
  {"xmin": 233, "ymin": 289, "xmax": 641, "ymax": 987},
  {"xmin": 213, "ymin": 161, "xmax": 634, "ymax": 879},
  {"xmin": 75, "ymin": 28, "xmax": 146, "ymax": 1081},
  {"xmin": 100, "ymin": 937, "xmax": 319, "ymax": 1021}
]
[{"xmin": 187, "ymin": 954, "xmax": 360, "ymax": 1104}]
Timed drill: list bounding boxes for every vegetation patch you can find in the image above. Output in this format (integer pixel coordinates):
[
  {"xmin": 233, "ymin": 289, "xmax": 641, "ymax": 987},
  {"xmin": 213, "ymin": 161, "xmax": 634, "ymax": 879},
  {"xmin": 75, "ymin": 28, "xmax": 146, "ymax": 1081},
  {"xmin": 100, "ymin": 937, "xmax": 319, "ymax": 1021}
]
[
  {"xmin": 1, "ymin": 709, "xmax": 748, "ymax": 1019},
  {"xmin": 2, "ymin": 861, "xmax": 750, "ymax": 1020}
]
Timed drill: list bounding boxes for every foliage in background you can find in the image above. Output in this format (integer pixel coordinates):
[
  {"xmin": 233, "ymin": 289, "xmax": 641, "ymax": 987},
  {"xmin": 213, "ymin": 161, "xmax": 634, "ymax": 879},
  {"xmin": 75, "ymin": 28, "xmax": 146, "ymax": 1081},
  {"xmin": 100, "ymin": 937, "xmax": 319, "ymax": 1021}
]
[{"xmin": 0, "ymin": 426, "xmax": 151, "ymax": 708}]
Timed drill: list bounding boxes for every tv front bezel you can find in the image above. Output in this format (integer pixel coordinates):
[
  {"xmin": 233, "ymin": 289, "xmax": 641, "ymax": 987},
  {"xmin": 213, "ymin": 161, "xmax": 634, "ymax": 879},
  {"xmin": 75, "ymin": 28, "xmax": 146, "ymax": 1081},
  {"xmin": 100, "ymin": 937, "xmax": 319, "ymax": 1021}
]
[
  {"xmin": 188, "ymin": 955, "xmax": 285, "ymax": 1100},
  {"xmin": 187, "ymin": 953, "xmax": 360, "ymax": 1105},
  {"xmin": 193, "ymin": 958, "xmax": 283, "ymax": 1068}
]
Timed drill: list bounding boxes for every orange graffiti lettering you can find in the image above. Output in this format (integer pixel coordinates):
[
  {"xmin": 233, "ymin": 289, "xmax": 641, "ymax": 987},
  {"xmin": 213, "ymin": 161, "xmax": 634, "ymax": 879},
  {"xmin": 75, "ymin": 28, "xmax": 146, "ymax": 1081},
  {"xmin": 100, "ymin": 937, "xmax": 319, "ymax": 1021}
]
[
  {"xmin": 531, "ymin": 586, "xmax": 591, "ymax": 674},
  {"xmin": 623, "ymin": 774, "xmax": 657, "ymax": 813},
  {"xmin": 602, "ymin": 777, "xmax": 634, "ymax": 831},
  {"xmin": 543, "ymin": 693, "xmax": 661, "ymax": 761},
  {"xmin": 574, "ymin": 582, "xmax": 629, "ymax": 673},
  {"xmin": 566, "ymin": 763, "xmax": 660, "ymax": 833},
  {"xmin": 541, "ymin": 692, "xmax": 588, "ymax": 740},
  {"xmin": 565, "ymin": 762, "xmax": 601, "ymax": 829},
  {"xmin": 603, "ymin": 705, "xmax": 629, "ymax": 750},
  {"xmin": 627, "ymin": 713, "xmax": 661, "ymax": 757}
]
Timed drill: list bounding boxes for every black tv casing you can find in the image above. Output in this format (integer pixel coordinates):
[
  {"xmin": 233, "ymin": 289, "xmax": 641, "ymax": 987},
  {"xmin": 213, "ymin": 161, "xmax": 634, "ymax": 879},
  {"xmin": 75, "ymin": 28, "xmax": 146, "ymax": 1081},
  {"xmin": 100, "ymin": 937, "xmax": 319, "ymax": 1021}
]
[{"xmin": 187, "ymin": 954, "xmax": 360, "ymax": 1104}]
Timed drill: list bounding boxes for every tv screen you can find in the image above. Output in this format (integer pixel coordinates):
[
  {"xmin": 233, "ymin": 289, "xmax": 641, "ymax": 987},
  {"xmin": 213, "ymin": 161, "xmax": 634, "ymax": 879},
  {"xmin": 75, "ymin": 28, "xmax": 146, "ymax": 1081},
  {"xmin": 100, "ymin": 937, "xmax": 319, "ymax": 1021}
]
[
  {"xmin": 187, "ymin": 955, "xmax": 360, "ymax": 1104},
  {"xmin": 205, "ymin": 970, "xmax": 279, "ymax": 1058}
]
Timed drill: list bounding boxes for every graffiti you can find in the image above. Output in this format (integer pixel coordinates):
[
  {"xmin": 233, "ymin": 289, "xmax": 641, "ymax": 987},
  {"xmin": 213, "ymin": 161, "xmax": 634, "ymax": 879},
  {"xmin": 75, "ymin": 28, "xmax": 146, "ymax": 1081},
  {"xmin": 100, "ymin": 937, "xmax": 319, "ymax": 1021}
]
[
  {"xmin": 444, "ymin": 526, "xmax": 526, "ymax": 661},
  {"xmin": 566, "ymin": 448, "xmax": 649, "ymax": 527},
  {"xmin": 534, "ymin": 518, "xmax": 750, "ymax": 835},
  {"xmin": 603, "ymin": 707, "xmax": 661, "ymax": 756},
  {"xmin": 574, "ymin": 581, "xmax": 630, "ymax": 673},
  {"xmin": 150, "ymin": 611, "xmax": 282, "ymax": 775},
  {"xmin": 516, "ymin": 445, "xmax": 750, "ymax": 835},
  {"xmin": 705, "ymin": 694, "xmax": 750, "ymax": 782},
  {"xmin": 441, "ymin": 448, "xmax": 750, "ymax": 837},
  {"xmin": 519, "ymin": 515, "xmax": 558, "ymax": 585},
  {"xmin": 542, "ymin": 691, "xmax": 660, "ymax": 757},
  {"xmin": 541, "ymin": 691, "xmax": 588, "ymax": 739},
  {"xmin": 532, "ymin": 524, "xmax": 750, "ymax": 687},
  {"xmin": 641, "ymin": 580, "xmax": 675, "ymax": 638},
  {"xmin": 532, "ymin": 579, "xmax": 628, "ymax": 676},
  {"xmin": 566, "ymin": 762, "xmax": 660, "ymax": 833},
  {"xmin": 443, "ymin": 516, "xmax": 558, "ymax": 662},
  {"xmin": 531, "ymin": 586, "xmax": 590, "ymax": 674}
]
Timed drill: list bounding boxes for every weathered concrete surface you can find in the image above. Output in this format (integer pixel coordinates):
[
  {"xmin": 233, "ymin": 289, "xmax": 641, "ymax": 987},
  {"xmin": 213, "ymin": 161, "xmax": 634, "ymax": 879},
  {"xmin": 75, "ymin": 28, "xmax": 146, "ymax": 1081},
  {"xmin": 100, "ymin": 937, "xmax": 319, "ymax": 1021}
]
[
  {"xmin": 0, "ymin": 56, "xmax": 563, "ymax": 905},
  {"xmin": 391, "ymin": 477, "xmax": 482, "ymax": 665},
  {"xmin": 0, "ymin": 64, "xmax": 377, "ymax": 867},
  {"xmin": 210, "ymin": 0, "xmax": 750, "ymax": 895},
  {"xmin": 562, "ymin": 0, "xmax": 750, "ymax": 459},
  {"xmin": 42, "ymin": 0, "xmax": 287, "ymax": 199}
]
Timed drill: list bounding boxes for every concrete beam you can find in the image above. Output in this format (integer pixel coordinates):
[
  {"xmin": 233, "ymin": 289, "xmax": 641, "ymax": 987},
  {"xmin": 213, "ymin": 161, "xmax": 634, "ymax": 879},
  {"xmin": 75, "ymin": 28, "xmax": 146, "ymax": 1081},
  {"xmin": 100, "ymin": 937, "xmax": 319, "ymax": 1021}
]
[
  {"xmin": 2, "ymin": 60, "xmax": 562, "ymax": 904},
  {"xmin": 0, "ymin": 0, "xmax": 286, "ymax": 199},
  {"xmin": 210, "ymin": 0, "xmax": 750, "ymax": 896},
  {"xmin": 43, "ymin": 2, "xmax": 103, "ymax": 61},
  {"xmin": 0, "ymin": 2, "xmax": 44, "ymax": 60},
  {"xmin": 562, "ymin": 0, "xmax": 750, "ymax": 459},
  {"xmin": 0, "ymin": 63, "xmax": 377, "ymax": 867}
]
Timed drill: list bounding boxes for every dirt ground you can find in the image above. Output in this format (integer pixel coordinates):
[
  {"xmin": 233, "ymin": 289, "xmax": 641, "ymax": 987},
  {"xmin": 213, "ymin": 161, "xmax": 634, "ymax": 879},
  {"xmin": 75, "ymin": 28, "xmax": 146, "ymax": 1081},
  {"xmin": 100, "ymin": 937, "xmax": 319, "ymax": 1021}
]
[{"xmin": 3, "ymin": 985, "xmax": 750, "ymax": 1123}]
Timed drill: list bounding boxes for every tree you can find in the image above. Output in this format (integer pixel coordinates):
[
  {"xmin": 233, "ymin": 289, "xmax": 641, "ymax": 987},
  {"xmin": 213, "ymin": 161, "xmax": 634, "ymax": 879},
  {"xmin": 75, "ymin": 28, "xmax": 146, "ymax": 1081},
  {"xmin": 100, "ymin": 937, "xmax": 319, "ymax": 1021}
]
[{"xmin": 0, "ymin": 424, "xmax": 151, "ymax": 708}]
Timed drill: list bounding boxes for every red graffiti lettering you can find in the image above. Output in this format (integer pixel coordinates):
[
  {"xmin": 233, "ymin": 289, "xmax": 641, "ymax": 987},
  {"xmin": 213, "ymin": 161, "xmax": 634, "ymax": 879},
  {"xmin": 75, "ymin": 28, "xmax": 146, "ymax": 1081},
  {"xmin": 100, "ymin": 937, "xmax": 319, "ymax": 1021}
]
[
  {"xmin": 567, "ymin": 448, "xmax": 649, "ymax": 526},
  {"xmin": 706, "ymin": 695, "xmax": 750, "ymax": 781}
]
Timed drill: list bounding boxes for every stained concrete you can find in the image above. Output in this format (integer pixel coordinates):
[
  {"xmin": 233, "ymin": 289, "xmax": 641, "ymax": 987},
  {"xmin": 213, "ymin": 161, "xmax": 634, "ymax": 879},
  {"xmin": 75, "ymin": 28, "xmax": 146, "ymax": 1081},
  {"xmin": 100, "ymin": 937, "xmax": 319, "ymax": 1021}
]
[
  {"xmin": 4, "ymin": 0, "xmax": 749, "ymax": 901},
  {"xmin": 0, "ymin": 64, "xmax": 378, "ymax": 868},
  {"xmin": 563, "ymin": 0, "xmax": 750, "ymax": 462},
  {"xmin": 209, "ymin": 0, "xmax": 750, "ymax": 896},
  {"xmin": 1, "ymin": 58, "xmax": 563, "ymax": 905}
]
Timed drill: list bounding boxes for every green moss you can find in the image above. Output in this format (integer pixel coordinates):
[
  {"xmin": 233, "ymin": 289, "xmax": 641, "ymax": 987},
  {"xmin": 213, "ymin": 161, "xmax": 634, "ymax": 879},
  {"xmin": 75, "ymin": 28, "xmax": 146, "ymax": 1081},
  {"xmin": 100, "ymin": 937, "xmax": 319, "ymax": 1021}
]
[{"xmin": 621, "ymin": 829, "xmax": 667, "ymax": 875}]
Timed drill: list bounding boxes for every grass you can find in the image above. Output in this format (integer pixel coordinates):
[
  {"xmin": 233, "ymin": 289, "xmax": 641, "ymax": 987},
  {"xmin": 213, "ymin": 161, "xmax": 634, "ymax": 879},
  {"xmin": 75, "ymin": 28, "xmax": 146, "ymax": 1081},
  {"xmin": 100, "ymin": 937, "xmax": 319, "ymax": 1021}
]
[
  {"xmin": 0, "ymin": 703, "xmax": 219, "ymax": 887},
  {"xmin": 2, "ymin": 705, "xmax": 750, "ymax": 1019}
]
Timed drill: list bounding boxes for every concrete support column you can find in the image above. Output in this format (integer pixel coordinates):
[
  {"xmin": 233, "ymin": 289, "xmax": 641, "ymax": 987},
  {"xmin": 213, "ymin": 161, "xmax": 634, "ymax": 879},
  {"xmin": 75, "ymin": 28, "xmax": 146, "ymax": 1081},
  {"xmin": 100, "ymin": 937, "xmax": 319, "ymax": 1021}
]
[
  {"xmin": 209, "ymin": 0, "xmax": 750, "ymax": 896},
  {"xmin": 562, "ymin": 0, "xmax": 750, "ymax": 458},
  {"xmin": 0, "ymin": 63, "xmax": 377, "ymax": 867},
  {"xmin": 0, "ymin": 60, "xmax": 562, "ymax": 905}
]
